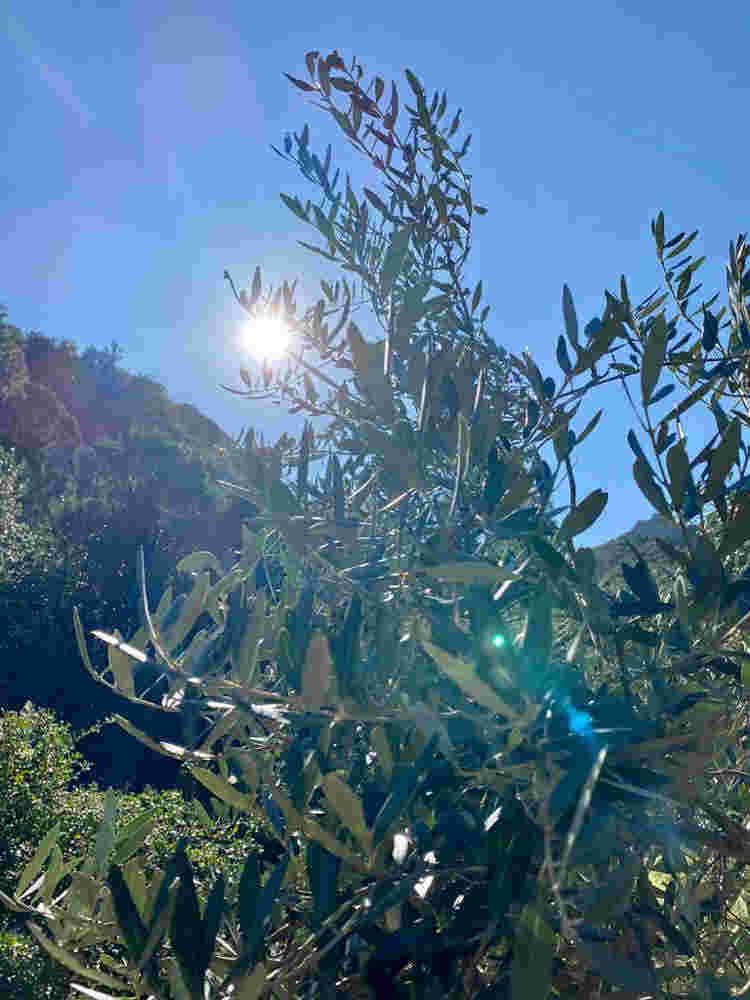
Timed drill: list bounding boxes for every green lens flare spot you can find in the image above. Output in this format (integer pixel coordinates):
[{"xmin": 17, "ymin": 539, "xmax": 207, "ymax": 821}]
[{"xmin": 492, "ymin": 634, "xmax": 506, "ymax": 649}]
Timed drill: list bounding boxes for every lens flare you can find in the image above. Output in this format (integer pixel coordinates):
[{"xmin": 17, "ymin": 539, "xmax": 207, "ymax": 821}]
[{"xmin": 241, "ymin": 314, "xmax": 293, "ymax": 362}]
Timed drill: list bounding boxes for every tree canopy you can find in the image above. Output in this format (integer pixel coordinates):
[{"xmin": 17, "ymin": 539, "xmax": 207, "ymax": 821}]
[{"xmin": 7, "ymin": 47, "xmax": 750, "ymax": 1000}]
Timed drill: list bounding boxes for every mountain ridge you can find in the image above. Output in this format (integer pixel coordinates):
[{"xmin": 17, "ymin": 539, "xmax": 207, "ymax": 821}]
[{"xmin": 589, "ymin": 512, "xmax": 700, "ymax": 589}]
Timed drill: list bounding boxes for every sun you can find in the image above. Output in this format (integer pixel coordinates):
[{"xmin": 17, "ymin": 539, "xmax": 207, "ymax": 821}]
[{"xmin": 241, "ymin": 314, "xmax": 293, "ymax": 362}]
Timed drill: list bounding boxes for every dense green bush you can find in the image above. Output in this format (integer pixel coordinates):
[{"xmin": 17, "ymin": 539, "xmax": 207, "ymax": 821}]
[
  {"xmin": 0, "ymin": 701, "xmax": 270, "ymax": 998},
  {"xmin": 0, "ymin": 704, "xmax": 92, "ymax": 1000},
  {"xmin": 0, "ymin": 925, "xmax": 71, "ymax": 1000},
  {"xmin": 0, "ymin": 443, "xmax": 65, "ymax": 590},
  {"xmin": 0, "ymin": 704, "xmax": 93, "ymax": 895}
]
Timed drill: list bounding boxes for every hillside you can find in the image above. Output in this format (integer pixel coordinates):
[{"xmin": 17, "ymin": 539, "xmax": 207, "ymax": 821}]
[{"xmin": 590, "ymin": 513, "xmax": 700, "ymax": 593}]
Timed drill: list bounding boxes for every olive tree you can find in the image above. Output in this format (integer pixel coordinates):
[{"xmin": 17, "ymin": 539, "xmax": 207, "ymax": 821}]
[{"xmin": 8, "ymin": 47, "xmax": 750, "ymax": 1000}]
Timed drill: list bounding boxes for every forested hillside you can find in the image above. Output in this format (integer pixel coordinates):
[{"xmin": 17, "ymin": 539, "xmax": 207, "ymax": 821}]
[{"xmin": 0, "ymin": 307, "xmax": 267, "ymax": 789}]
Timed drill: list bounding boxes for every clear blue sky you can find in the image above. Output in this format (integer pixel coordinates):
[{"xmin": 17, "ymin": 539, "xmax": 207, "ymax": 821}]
[{"xmin": 3, "ymin": 2, "xmax": 749, "ymax": 546}]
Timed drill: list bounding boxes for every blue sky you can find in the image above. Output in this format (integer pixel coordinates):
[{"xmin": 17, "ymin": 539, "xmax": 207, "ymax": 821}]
[{"xmin": 3, "ymin": 1, "xmax": 750, "ymax": 546}]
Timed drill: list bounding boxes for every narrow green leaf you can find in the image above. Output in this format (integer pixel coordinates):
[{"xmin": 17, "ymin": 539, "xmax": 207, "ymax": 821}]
[
  {"xmin": 107, "ymin": 864, "xmax": 148, "ymax": 965},
  {"xmin": 232, "ymin": 963, "xmax": 266, "ymax": 1000},
  {"xmin": 662, "ymin": 378, "xmax": 714, "ymax": 422},
  {"xmin": 237, "ymin": 851, "xmax": 261, "ymax": 945},
  {"xmin": 307, "ymin": 842, "xmax": 341, "ymax": 929},
  {"xmin": 317, "ymin": 61, "xmax": 331, "ymax": 96},
  {"xmin": 104, "ymin": 628, "xmax": 135, "ymax": 696},
  {"xmin": 112, "ymin": 808, "xmax": 160, "ymax": 865},
  {"xmin": 666, "ymin": 441, "xmax": 690, "ymax": 510},
  {"xmin": 633, "ymin": 458, "xmax": 671, "ymax": 516},
  {"xmin": 170, "ymin": 849, "xmax": 205, "ymax": 1000},
  {"xmin": 329, "ymin": 76, "xmax": 355, "ymax": 92},
  {"xmin": 562, "ymin": 284, "xmax": 579, "ymax": 349},
  {"xmin": 39, "ymin": 844, "xmax": 65, "ymax": 903},
  {"xmin": 527, "ymin": 536, "xmax": 573, "ymax": 580},
  {"xmin": 574, "ymin": 408, "xmax": 602, "ymax": 448},
  {"xmin": 16, "ymin": 822, "xmax": 60, "ymax": 898},
  {"xmin": 284, "ymin": 73, "xmax": 317, "ymax": 93},
  {"xmin": 421, "ymin": 640, "xmax": 518, "ymax": 719},
  {"xmin": 705, "ymin": 417, "xmax": 740, "ymax": 500},
  {"xmin": 138, "ymin": 881, "xmax": 178, "ymax": 971},
  {"xmin": 719, "ymin": 496, "xmax": 750, "ymax": 559},
  {"xmin": 68, "ymin": 986, "xmax": 123, "ymax": 1000},
  {"xmin": 26, "ymin": 923, "xmax": 128, "ymax": 991},
  {"xmin": 297, "ymin": 239, "xmax": 338, "ymax": 261},
  {"xmin": 471, "ymin": 280, "xmax": 483, "ymax": 313},
  {"xmin": 200, "ymin": 874, "xmax": 225, "ymax": 982},
  {"xmin": 111, "ymin": 824, "xmax": 156, "ymax": 868},
  {"xmin": 558, "ymin": 489, "xmax": 608, "ymax": 540},
  {"xmin": 177, "ymin": 551, "xmax": 224, "ymax": 577},
  {"xmin": 280, "ymin": 193, "xmax": 309, "ymax": 222},
  {"xmin": 665, "ymin": 230, "xmax": 699, "ymax": 259},
  {"xmin": 641, "ymin": 313, "xmax": 669, "ymax": 404},
  {"xmin": 423, "ymin": 562, "xmax": 515, "ymax": 585},
  {"xmin": 223, "ymin": 855, "xmax": 289, "ymax": 991},
  {"xmin": 652, "ymin": 211, "xmax": 665, "ymax": 254},
  {"xmin": 637, "ymin": 292, "xmax": 669, "ymax": 318},
  {"xmin": 251, "ymin": 265, "xmax": 262, "ymax": 304},
  {"xmin": 188, "ymin": 766, "xmax": 252, "ymax": 813},
  {"xmin": 363, "ymin": 187, "xmax": 390, "ymax": 217},
  {"xmin": 380, "ymin": 223, "xmax": 413, "ymax": 294},
  {"xmin": 556, "ymin": 335, "xmax": 572, "ymax": 374},
  {"xmin": 522, "ymin": 587, "xmax": 554, "ymax": 670},
  {"xmin": 566, "ymin": 624, "xmax": 586, "ymax": 663},
  {"xmin": 404, "ymin": 68, "xmax": 423, "ymax": 100},
  {"xmin": 372, "ymin": 735, "xmax": 438, "ymax": 845},
  {"xmin": 510, "ymin": 904, "xmax": 555, "ymax": 1000},
  {"xmin": 321, "ymin": 773, "xmax": 371, "ymax": 851},
  {"xmin": 300, "ymin": 631, "xmax": 333, "ymax": 709}
]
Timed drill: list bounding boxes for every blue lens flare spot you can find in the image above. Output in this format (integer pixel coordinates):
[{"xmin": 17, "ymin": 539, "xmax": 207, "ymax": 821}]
[{"xmin": 568, "ymin": 707, "xmax": 594, "ymax": 737}]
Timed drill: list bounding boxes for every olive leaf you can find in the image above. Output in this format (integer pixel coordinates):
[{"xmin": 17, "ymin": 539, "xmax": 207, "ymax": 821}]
[
  {"xmin": 652, "ymin": 210, "xmax": 665, "ymax": 254},
  {"xmin": 321, "ymin": 773, "xmax": 371, "ymax": 852},
  {"xmin": 633, "ymin": 457, "xmax": 671, "ymax": 516},
  {"xmin": 556, "ymin": 334, "xmax": 573, "ymax": 374},
  {"xmin": 562, "ymin": 284, "xmax": 579, "ymax": 350},
  {"xmin": 641, "ymin": 313, "xmax": 669, "ymax": 404},
  {"xmin": 26, "ymin": 923, "xmax": 128, "ymax": 992},
  {"xmin": 666, "ymin": 441, "xmax": 691, "ymax": 509},
  {"xmin": 705, "ymin": 417, "xmax": 740, "ymax": 500},
  {"xmin": 719, "ymin": 495, "xmax": 750, "ymax": 559},
  {"xmin": 423, "ymin": 562, "xmax": 516, "ymax": 585},
  {"xmin": 510, "ymin": 904, "xmax": 556, "ymax": 1000},
  {"xmin": 301, "ymin": 631, "xmax": 334, "ymax": 708},
  {"xmin": 558, "ymin": 489, "xmax": 608, "ymax": 541},
  {"xmin": 574, "ymin": 408, "xmax": 602, "ymax": 448},
  {"xmin": 16, "ymin": 823, "xmax": 61, "ymax": 898},
  {"xmin": 188, "ymin": 765, "xmax": 253, "ymax": 812},
  {"xmin": 420, "ymin": 640, "xmax": 518, "ymax": 719},
  {"xmin": 112, "ymin": 809, "xmax": 160, "ymax": 865}
]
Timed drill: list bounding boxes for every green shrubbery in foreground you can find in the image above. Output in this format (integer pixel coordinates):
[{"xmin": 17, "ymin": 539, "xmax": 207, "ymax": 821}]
[
  {"xmin": 9, "ymin": 45, "xmax": 750, "ymax": 1000},
  {"xmin": 0, "ymin": 704, "xmax": 269, "ymax": 999}
]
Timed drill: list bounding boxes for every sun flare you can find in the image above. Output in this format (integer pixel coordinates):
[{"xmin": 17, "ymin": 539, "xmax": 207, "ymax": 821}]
[{"xmin": 241, "ymin": 315, "xmax": 293, "ymax": 362}]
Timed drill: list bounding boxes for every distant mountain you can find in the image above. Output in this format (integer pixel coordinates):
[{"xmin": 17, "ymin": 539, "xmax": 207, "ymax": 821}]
[{"xmin": 590, "ymin": 513, "xmax": 699, "ymax": 591}]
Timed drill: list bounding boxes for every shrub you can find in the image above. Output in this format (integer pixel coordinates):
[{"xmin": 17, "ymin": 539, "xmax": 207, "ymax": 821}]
[
  {"xmin": 0, "ymin": 701, "xmax": 268, "ymax": 998},
  {"xmin": 0, "ymin": 704, "xmax": 93, "ymax": 1000},
  {"xmin": 0, "ymin": 703, "xmax": 93, "ymax": 895},
  {"xmin": 0, "ymin": 926, "xmax": 71, "ymax": 1000}
]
